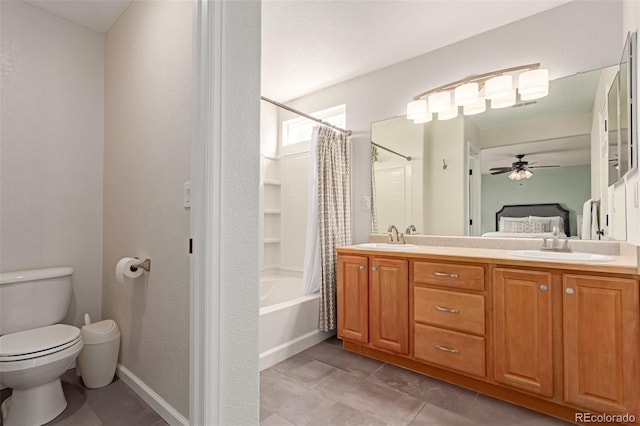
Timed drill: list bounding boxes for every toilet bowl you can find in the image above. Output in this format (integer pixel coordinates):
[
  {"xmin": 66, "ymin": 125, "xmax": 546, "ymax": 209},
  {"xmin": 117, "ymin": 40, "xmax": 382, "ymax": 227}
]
[
  {"xmin": 0, "ymin": 268, "xmax": 81, "ymax": 426},
  {"xmin": 0, "ymin": 324, "xmax": 83, "ymax": 426}
]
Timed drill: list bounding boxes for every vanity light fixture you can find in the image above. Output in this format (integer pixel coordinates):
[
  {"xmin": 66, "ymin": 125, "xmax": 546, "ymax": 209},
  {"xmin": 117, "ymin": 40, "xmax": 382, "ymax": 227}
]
[{"xmin": 406, "ymin": 63, "xmax": 548, "ymax": 122}]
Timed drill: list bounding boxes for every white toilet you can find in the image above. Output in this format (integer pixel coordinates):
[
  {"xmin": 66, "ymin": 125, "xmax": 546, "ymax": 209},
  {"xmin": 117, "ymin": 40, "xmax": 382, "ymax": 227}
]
[{"xmin": 0, "ymin": 267, "xmax": 83, "ymax": 426}]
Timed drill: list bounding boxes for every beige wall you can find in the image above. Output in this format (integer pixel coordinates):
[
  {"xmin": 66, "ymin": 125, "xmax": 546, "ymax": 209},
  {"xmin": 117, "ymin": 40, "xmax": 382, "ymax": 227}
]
[
  {"xmin": 103, "ymin": 0, "xmax": 192, "ymax": 417},
  {"xmin": 0, "ymin": 0, "xmax": 104, "ymax": 327}
]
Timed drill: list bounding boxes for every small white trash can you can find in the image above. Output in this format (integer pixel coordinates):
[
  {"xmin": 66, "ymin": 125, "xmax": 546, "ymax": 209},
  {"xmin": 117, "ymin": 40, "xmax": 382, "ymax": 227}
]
[{"xmin": 78, "ymin": 319, "xmax": 121, "ymax": 388}]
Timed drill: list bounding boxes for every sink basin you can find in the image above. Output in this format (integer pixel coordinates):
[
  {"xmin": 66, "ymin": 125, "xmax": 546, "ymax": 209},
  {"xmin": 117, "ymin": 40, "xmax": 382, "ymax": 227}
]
[
  {"xmin": 356, "ymin": 243, "xmax": 418, "ymax": 250},
  {"xmin": 508, "ymin": 250, "xmax": 614, "ymax": 262}
]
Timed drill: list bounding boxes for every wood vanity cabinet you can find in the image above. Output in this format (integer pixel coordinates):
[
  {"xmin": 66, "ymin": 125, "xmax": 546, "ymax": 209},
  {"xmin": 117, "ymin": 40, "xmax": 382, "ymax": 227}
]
[
  {"xmin": 493, "ymin": 268, "xmax": 553, "ymax": 397},
  {"xmin": 563, "ymin": 274, "xmax": 639, "ymax": 415},
  {"xmin": 337, "ymin": 254, "xmax": 369, "ymax": 343},
  {"xmin": 413, "ymin": 261, "xmax": 486, "ymax": 378},
  {"xmin": 336, "ymin": 248, "xmax": 640, "ymax": 424},
  {"xmin": 337, "ymin": 255, "xmax": 409, "ymax": 354},
  {"xmin": 369, "ymin": 258, "xmax": 409, "ymax": 354}
]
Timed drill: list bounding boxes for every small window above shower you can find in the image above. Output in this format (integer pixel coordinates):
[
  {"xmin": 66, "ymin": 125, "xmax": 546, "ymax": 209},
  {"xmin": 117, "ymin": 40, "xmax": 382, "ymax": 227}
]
[{"xmin": 281, "ymin": 104, "xmax": 346, "ymax": 148}]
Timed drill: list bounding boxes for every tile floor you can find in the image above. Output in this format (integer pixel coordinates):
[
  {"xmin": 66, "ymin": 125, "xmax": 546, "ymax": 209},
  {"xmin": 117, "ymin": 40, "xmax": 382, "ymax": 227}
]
[
  {"xmin": 0, "ymin": 370, "xmax": 167, "ymax": 426},
  {"xmin": 261, "ymin": 337, "xmax": 574, "ymax": 426}
]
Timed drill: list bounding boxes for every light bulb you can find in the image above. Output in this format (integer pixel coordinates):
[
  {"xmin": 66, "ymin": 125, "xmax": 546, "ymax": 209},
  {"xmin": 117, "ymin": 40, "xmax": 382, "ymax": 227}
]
[
  {"xmin": 428, "ymin": 91, "xmax": 451, "ymax": 113},
  {"xmin": 406, "ymin": 100, "xmax": 428, "ymax": 120},
  {"xmin": 454, "ymin": 83, "xmax": 479, "ymax": 106},
  {"xmin": 485, "ymin": 75, "xmax": 512, "ymax": 100}
]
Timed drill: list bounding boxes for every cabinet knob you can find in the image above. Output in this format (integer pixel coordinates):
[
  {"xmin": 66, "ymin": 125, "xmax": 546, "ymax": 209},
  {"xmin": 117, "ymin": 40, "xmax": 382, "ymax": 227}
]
[
  {"xmin": 358, "ymin": 264, "xmax": 365, "ymax": 270},
  {"xmin": 372, "ymin": 266, "xmax": 378, "ymax": 271},
  {"xmin": 565, "ymin": 287, "xmax": 575, "ymax": 295},
  {"xmin": 539, "ymin": 284, "xmax": 548, "ymax": 292}
]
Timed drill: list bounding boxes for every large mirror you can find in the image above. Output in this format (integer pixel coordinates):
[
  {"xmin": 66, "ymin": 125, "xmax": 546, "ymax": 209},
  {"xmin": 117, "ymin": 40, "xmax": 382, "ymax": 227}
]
[{"xmin": 371, "ymin": 65, "xmax": 620, "ymax": 239}]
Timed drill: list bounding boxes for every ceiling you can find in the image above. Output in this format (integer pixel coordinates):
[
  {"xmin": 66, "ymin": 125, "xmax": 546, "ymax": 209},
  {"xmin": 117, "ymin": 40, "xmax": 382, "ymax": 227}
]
[
  {"xmin": 24, "ymin": 0, "xmax": 132, "ymax": 33},
  {"xmin": 262, "ymin": 0, "xmax": 573, "ymax": 102},
  {"xmin": 28, "ymin": 0, "xmax": 572, "ymax": 101}
]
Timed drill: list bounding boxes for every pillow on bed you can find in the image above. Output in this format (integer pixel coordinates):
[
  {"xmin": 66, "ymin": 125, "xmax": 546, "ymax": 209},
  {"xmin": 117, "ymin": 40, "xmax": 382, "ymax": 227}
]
[
  {"xmin": 529, "ymin": 216, "xmax": 564, "ymax": 233},
  {"xmin": 505, "ymin": 221, "xmax": 546, "ymax": 233},
  {"xmin": 499, "ymin": 216, "xmax": 528, "ymax": 232}
]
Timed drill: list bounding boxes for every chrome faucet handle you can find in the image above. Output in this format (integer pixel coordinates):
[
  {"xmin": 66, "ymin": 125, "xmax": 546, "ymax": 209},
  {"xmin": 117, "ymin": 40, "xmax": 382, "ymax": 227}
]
[
  {"xmin": 562, "ymin": 238, "xmax": 572, "ymax": 252},
  {"xmin": 387, "ymin": 225, "xmax": 399, "ymax": 242},
  {"xmin": 541, "ymin": 238, "xmax": 548, "ymax": 249},
  {"xmin": 399, "ymin": 233, "xmax": 405, "ymax": 244}
]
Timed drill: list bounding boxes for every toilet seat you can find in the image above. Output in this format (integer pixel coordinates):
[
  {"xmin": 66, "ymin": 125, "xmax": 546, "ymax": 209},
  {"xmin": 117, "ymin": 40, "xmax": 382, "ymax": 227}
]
[{"xmin": 0, "ymin": 324, "xmax": 81, "ymax": 362}]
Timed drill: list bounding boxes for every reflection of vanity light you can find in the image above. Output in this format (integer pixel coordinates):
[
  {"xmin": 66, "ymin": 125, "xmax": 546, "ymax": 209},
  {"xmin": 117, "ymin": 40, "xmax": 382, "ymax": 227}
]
[
  {"xmin": 428, "ymin": 92, "xmax": 450, "ymax": 113},
  {"xmin": 454, "ymin": 83, "xmax": 479, "ymax": 106},
  {"xmin": 406, "ymin": 63, "xmax": 548, "ymax": 121},
  {"xmin": 438, "ymin": 104, "xmax": 459, "ymax": 120},
  {"xmin": 463, "ymin": 97, "xmax": 486, "ymax": 115},
  {"xmin": 413, "ymin": 113, "xmax": 432, "ymax": 124},
  {"xmin": 406, "ymin": 100, "xmax": 428, "ymax": 120},
  {"xmin": 491, "ymin": 90, "xmax": 516, "ymax": 109},
  {"xmin": 485, "ymin": 75, "xmax": 512, "ymax": 100}
]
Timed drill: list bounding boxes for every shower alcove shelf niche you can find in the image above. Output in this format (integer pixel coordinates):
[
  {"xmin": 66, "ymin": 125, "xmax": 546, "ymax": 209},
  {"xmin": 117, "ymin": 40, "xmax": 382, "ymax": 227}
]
[{"xmin": 260, "ymin": 155, "xmax": 281, "ymax": 270}]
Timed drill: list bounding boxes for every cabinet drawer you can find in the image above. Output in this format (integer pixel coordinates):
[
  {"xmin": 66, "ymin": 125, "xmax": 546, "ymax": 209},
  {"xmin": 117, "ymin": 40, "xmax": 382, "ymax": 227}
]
[
  {"xmin": 414, "ymin": 324, "xmax": 486, "ymax": 378},
  {"xmin": 414, "ymin": 287, "xmax": 485, "ymax": 336},
  {"xmin": 414, "ymin": 262, "xmax": 484, "ymax": 291}
]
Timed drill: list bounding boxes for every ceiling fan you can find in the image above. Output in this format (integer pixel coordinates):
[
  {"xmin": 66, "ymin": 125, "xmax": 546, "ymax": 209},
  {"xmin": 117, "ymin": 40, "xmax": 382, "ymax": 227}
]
[{"xmin": 489, "ymin": 154, "xmax": 560, "ymax": 180}]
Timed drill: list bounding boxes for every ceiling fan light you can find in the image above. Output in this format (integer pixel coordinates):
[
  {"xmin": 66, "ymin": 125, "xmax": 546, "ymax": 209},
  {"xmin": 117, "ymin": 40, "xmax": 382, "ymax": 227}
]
[
  {"xmin": 485, "ymin": 75, "xmax": 512, "ymax": 100},
  {"xmin": 406, "ymin": 100, "xmax": 428, "ymax": 120},
  {"xmin": 463, "ymin": 96, "xmax": 486, "ymax": 115},
  {"xmin": 413, "ymin": 113, "xmax": 432, "ymax": 124},
  {"xmin": 454, "ymin": 83, "xmax": 479, "ymax": 106},
  {"xmin": 438, "ymin": 103, "xmax": 459, "ymax": 120},
  {"xmin": 524, "ymin": 169, "xmax": 533, "ymax": 179},
  {"xmin": 428, "ymin": 91, "xmax": 451, "ymax": 113},
  {"xmin": 491, "ymin": 90, "xmax": 516, "ymax": 109},
  {"xmin": 508, "ymin": 170, "xmax": 518, "ymax": 180},
  {"xmin": 518, "ymin": 68, "xmax": 549, "ymax": 95}
]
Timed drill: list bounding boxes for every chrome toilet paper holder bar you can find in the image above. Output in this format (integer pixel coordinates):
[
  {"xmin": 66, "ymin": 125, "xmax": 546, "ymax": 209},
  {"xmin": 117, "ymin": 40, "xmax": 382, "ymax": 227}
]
[{"xmin": 130, "ymin": 258, "xmax": 151, "ymax": 272}]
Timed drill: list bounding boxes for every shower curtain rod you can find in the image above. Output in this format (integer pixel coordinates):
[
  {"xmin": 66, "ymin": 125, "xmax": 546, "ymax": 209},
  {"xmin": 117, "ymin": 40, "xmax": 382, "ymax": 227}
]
[
  {"xmin": 371, "ymin": 142, "xmax": 412, "ymax": 161},
  {"xmin": 260, "ymin": 96, "xmax": 352, "ymax": 136}
]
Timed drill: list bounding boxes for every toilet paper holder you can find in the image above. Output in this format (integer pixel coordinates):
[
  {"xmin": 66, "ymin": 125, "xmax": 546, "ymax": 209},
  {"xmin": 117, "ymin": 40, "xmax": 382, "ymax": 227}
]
[{"xmin": 130, "ymin": 258, "xmax": 151, "ymax": 272}]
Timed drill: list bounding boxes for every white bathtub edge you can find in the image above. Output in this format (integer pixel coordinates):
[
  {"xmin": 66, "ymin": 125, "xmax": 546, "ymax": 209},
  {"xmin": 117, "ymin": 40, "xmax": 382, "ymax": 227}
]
[{"xmin": 259, "ymin": 329, "xmax": 334, "ymax": 371}]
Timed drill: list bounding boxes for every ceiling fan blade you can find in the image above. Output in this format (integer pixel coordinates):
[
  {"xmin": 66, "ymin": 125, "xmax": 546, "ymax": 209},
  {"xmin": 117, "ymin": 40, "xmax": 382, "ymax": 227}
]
[
  {"xmin": 489, "ymin": 167, "xmax": 512, "ymax": 172},
  {"xmin": 528, "ymin": 165, "xmax": 560, "ymax": 169},
  {"xmin": 491, "ymin": 169, "xmax": 512, "ymax": 175}
]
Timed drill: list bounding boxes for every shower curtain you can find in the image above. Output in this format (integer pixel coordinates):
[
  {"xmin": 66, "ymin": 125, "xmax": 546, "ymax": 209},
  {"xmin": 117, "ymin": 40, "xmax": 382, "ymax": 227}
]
[{"xmin": 301, "ymin": 126, "xmax": 352, "ymax": 332}]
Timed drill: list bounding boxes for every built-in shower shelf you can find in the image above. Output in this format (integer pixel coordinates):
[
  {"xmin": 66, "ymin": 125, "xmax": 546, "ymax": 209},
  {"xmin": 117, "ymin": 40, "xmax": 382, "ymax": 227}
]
[
  {"xmin": 264, "ymin": 209, "xmax": 281, "ymax": 215},
  {"xmin": 263, "ymin": 238, "xmax": 281, "ymax": 244}
]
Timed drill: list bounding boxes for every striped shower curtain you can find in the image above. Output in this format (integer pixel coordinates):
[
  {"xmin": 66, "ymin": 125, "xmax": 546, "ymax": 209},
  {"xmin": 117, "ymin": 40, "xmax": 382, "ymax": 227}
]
[{"xmin": 316, "ymin": 127, "xmax": 352, "ymax": 332}]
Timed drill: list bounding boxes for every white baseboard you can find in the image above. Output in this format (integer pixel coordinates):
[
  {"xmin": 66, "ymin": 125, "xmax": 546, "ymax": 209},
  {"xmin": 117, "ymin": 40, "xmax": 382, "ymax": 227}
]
[
  {"xmin": 259, "ymin": 330, "xmax": 334, "ymax": 371},
  {"xmin": 116, "ymin": 364, "xmax": 188, "ymax": 426}
]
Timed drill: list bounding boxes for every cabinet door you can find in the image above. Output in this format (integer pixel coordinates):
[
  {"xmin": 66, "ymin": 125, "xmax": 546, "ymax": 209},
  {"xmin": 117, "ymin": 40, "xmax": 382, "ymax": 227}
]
[
  {"xmin": 337, "ymin": 255, "xmax": 369, "ymax": 343},
  {"xmin": 563, "ymin": 275, "xmax": 639, "ymax": 415},
  {"xmin": 370, "ymin": 257, "xmax": 409, "ymax": 354},
  {"xmin": 493, "ymin": 268, "xmax": 553, "ymax": 397}
]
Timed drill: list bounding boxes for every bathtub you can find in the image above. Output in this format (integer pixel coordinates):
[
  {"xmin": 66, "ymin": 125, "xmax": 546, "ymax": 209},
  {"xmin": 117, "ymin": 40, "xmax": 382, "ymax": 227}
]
[{"xmin": 259, "ymin": 274, "xmax": 333, "ymax": 371}]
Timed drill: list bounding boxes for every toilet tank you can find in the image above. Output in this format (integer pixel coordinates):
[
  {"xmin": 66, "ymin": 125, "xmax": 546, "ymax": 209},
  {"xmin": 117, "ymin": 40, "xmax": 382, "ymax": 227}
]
[{"xmin": 0, "ymin": 267, "xmax": 74, "ymax": 335}]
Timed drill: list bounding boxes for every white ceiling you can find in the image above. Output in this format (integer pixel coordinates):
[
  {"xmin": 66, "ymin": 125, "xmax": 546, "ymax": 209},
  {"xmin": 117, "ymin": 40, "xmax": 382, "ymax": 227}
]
[
  {"xmin": 28, "ymin": 0, "xmax": 573, "ymax": 100},
  {"xmin": 24, "ymin": 0, "xmax": 132, "ymax": 33},
  {"xmin": 262, "ymin": 0, "xmax": 574, "ymax": 102}
]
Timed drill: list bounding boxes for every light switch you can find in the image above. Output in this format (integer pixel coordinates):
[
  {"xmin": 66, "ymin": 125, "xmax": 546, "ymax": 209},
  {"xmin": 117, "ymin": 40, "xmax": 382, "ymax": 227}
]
[
  {"xmin": 362, "ymin": 196, "xmax": 371, "ymax": 210},
  {"xmin": 184, "ymin": 181, "xmax": 191, "ymax": 208}
]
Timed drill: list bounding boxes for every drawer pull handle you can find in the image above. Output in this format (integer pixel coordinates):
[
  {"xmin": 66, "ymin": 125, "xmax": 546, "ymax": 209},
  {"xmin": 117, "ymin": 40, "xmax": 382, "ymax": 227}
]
[
  {"xmin": 358, "ymin": 264, "xmax": 365, "ymax": 270},
  {"xmin": 433, "ymin": 272, "xmax": 459, "ymax": 279},
  {"xmin": 372, "ymin": 266, "xmax": 378, "ymax": 271},
  {"xmin": 434, "ymin": 344, "xmax": 460, "ymax": 354},
  {"xmin": 434, "ymin": 305, "xmax": 459, "ymax": 314}
]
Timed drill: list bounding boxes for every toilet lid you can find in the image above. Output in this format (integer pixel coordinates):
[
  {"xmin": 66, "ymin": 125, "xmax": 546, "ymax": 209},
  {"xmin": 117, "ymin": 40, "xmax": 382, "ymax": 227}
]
[{"xmin": 0, "ymin": 324, "xmax": 81, "ymax": 361}]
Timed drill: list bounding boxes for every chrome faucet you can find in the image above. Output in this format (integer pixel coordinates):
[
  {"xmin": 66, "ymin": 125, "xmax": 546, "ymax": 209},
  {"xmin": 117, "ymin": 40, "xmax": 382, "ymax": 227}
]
[
  {"xmin": 540, "ymin": 226, "xmax": 572, "ymax": 252},
  {"xmin": 405, "ymin": 225, "xmax": 417, "ymax": 235},
  {"xmin": 387, "ymin": 225, "xmax": 404, "ymax": 243}
]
